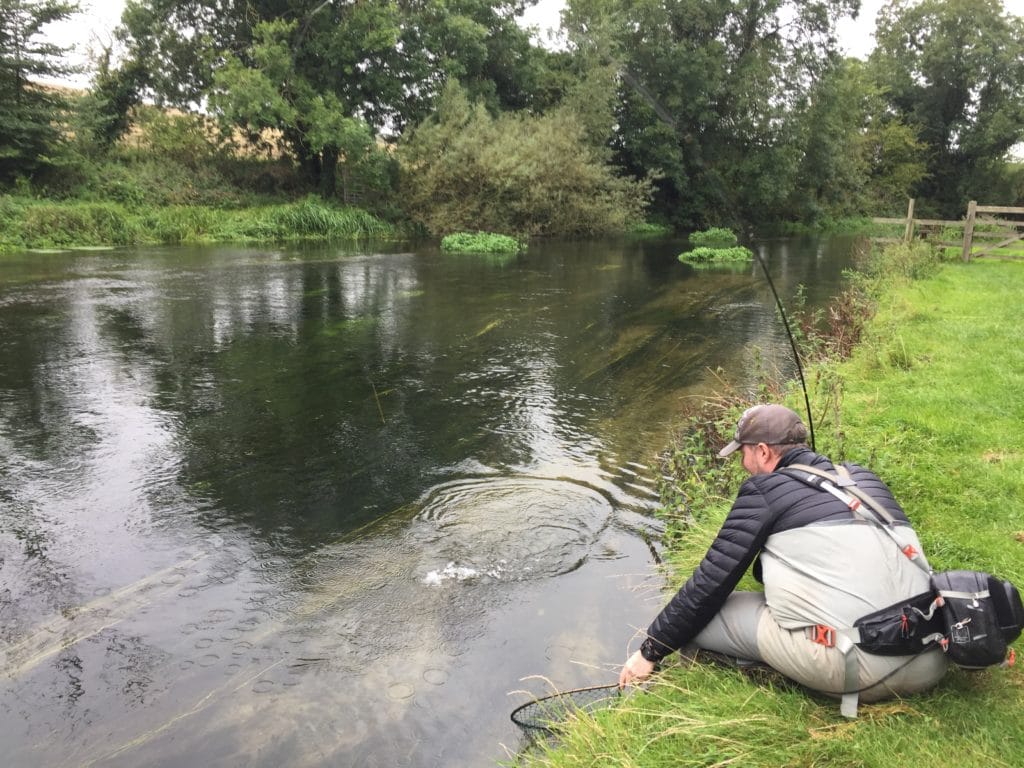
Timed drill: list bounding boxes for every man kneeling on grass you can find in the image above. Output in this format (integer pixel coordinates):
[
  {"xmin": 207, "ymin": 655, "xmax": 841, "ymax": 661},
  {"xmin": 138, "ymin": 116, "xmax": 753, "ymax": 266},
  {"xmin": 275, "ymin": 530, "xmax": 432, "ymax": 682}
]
[{"xmin": 619, "ymin": 404, "xmax": 947, "ymax": 717}]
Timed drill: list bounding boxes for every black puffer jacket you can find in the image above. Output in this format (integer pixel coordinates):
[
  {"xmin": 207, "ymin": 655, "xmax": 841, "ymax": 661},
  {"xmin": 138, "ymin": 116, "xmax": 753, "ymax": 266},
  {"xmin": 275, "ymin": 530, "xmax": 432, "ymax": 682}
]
[{"xmin": 640, "ymin": 447, "xmax": 908, "ymax": 662}]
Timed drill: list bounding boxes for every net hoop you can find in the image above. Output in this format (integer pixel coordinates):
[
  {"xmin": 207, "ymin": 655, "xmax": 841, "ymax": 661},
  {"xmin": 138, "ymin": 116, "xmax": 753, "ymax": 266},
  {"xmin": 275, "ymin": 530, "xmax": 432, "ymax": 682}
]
[{"xmin": 509, "ymin": 683, "xmax": 621, "ymax": 734}]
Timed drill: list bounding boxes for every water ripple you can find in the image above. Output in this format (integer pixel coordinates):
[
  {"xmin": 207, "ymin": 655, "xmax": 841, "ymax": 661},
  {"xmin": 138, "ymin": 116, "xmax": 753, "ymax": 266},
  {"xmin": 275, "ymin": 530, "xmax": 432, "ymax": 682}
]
[{"xmin": 414, "ymin": 476, "xmax": 612, "ymax": 583}]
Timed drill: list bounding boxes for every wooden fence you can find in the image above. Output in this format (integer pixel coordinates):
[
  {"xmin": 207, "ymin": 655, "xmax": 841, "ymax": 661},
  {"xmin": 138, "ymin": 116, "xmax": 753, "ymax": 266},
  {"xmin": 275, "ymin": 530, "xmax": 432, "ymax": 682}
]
[{"xmin": 871, "ymin": 199, "xmax": 1024, "ymax": 261}]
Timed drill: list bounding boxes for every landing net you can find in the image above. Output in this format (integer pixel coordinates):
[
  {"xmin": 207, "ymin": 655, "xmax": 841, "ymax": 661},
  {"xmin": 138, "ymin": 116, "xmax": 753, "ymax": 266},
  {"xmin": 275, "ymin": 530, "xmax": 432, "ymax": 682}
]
[{"xmin": 509, "ymin": 684, "xmax": 621, "ymax": 734}]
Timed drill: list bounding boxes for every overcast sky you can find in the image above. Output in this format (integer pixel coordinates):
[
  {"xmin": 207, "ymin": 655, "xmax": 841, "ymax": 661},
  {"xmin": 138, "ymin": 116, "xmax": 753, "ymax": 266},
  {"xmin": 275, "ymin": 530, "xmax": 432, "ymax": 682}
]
[{"xmin": 42, "ymin": 0, "xmax": 1024, "ymax": 88}]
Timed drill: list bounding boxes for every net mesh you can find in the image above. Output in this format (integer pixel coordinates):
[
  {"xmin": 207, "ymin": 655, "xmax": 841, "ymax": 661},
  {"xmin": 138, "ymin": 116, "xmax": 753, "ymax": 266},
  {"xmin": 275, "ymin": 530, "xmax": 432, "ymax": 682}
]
[{"xmin": 510, "ymin": 684, "xmax": 621, "ymax": 734}]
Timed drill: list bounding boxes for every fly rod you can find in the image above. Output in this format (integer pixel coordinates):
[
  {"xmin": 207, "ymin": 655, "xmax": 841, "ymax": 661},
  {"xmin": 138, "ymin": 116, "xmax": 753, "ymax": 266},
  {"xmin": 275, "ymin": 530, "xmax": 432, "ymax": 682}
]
[{"xmin": 752, "ymin": 250, "xmax": 816, "ymax": 452}]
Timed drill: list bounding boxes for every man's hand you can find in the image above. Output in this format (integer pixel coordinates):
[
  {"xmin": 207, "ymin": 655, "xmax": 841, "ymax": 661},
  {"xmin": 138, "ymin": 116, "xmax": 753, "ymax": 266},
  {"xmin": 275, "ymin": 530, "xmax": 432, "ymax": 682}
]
[{"xmin": 619, "ymin": 649, "xmax": 656, "ymax": 689}]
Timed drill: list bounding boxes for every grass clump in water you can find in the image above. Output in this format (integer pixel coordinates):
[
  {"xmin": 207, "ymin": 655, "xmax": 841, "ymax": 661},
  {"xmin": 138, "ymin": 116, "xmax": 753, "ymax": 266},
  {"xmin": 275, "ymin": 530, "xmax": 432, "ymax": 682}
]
[
  {"xmin": 678, "ymin": 245, "xmax": 753, "ymax": 264},
  {"xmin": 679, "ymin": 227, "xmax": 752, "ymax": 265},
  {"xmin": 441, "ymin": 231, "xmax": 524, "ymax": 254}
]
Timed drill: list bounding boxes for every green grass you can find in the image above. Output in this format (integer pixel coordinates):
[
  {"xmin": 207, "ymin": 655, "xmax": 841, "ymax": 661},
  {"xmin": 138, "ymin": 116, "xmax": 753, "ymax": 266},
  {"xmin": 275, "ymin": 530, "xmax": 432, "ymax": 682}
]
[
  {"xmin": 513, "ymin": 254, "xmax": 1024, "ymax": 768},
  {"xmin": 826, "ymin": 261, "xmax": 1024, "ymax": 578},
  {"xmin": 0, "ymin": 195, "xmax": 394, "ymax": 252},
  {"xmin": 627, "ymin": 221, "xmax": 674, "ymax": 237}
]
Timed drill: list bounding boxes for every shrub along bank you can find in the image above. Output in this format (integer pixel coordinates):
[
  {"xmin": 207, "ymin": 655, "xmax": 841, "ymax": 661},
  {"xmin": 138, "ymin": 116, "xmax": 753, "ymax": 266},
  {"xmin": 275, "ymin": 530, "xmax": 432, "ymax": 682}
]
[{"xmin": 514, "ymin": 246, "xmax": 1024, "ymax": 767}]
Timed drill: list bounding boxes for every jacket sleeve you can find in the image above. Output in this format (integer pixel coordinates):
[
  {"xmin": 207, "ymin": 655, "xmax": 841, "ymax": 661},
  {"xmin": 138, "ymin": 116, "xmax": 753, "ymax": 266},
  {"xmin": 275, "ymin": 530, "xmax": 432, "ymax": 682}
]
[{"xmin": 641, "ymin": 477, "xmax": 776, "ymax": 662}]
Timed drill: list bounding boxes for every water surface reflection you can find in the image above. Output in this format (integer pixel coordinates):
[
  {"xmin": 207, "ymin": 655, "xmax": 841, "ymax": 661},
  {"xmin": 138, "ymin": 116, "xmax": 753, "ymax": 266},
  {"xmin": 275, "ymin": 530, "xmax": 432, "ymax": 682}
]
[{"xmin": 0, "ymin": 237, "xmax": 855, "ymax": 766}]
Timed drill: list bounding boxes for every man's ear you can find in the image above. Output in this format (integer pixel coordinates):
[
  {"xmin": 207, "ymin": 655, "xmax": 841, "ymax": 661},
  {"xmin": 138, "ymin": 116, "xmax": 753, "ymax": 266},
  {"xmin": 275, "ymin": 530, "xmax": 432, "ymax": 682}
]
[{"xmin": 759, "ymin": 443, "xmax": 782, "ymax": 472}]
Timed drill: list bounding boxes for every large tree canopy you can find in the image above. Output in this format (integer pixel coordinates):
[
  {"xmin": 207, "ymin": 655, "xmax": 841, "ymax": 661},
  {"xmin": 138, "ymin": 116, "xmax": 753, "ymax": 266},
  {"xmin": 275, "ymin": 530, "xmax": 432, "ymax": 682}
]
[
  {"xmin": 561, "ymin": 0, "xmax": 861, "ymax": 227},
  {"xmin": 112, "ymin": 1, "xmax": 552, "ymax": 125},
  {"xmin": 0, "ymin": 0, "xmax": 78, "ymax": 183},
  {"xmin": 871, "ymin": 0, "xmax": 1024, "ymax": 216},
  {"xmin": 111, "ymin": 0, "xmax": 554, "ymax": 195}
]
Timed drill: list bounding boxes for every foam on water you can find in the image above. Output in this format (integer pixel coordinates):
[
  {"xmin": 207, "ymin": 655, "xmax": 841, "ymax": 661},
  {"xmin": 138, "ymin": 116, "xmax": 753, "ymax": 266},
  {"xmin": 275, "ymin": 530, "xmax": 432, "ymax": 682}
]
[{"xmin": 422, "ymin": 561, "xmax": 484, "ymax": 586}]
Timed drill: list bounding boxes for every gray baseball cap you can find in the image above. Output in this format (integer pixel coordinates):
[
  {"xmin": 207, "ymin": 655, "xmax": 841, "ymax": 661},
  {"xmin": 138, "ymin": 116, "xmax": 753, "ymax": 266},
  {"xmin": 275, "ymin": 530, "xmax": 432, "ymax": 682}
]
[{"xmin": 718, "ymin": 404, "xmax": 808, "ymax": 458}]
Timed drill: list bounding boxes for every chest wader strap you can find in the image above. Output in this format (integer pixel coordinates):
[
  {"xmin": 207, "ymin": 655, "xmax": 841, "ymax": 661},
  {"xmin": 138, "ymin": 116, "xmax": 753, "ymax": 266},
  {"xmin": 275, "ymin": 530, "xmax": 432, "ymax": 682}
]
[
  {"xmin": 810, "ymin": 624, "xmax": 862, "ymax": 717},
  {"xmin": 841, "ymin": 656, "xmax": 860, "ymax": 718},
  {"xmin": 782, "ymin": 464, "xmax": 931, "ymax": 575}
]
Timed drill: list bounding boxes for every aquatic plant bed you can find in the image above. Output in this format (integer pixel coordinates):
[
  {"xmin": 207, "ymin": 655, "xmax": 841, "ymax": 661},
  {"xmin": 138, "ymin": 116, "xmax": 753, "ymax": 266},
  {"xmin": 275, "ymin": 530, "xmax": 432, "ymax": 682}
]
[
  {"xmin": 678, "ymin": 245, "xmax": 753, "ymax": 264},
  {"xmin": 440, "ymin": 231, "xmax": 524, "ymax": 253}
]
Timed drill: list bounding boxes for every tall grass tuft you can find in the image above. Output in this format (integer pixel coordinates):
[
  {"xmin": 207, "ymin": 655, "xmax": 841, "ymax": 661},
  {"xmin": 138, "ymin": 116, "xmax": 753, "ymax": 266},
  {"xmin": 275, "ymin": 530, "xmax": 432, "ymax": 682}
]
[
  {"xmin": 0, "ymin": 196, "xmax": 393, "ymax": 252},
  {"xmin": 141, "ymin": 207, "xmax": 219, "ymax": 244},
  {"xmin": 14, "ymin": 201, "xmax": 142, "ymax": 247},
  {"xmin": 688, "ymin": 227, "xmax": 738, "ymax": 248},
  {"xmin": 244, "ymin": 199, "xmax": 393, "ymax": 240}
]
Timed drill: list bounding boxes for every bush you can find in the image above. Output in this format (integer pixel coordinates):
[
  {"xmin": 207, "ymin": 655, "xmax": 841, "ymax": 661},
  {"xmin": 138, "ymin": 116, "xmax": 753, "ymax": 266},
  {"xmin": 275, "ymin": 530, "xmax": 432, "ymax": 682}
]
[
  {"xmin": 688, "ymin": 227, "xmax": 738, "ymax": 248},
  {"xmin": 399, "ymin": 83, "xmax": 651, "ymax": 237},
  {"xmin": 441, "ymin": 231, "xmax": 524, "ymax": 253}
]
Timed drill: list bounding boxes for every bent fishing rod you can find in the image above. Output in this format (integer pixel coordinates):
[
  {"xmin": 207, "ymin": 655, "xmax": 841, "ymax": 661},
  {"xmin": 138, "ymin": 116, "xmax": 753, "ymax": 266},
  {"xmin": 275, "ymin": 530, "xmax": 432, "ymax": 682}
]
[{"xmin": 751, "ymin": 249, "xmax": 816, "ymax": 452}]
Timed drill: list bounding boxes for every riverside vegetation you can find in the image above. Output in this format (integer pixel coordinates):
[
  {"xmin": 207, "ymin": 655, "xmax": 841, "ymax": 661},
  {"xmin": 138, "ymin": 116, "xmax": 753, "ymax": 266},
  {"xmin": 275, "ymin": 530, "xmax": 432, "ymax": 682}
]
[
  {"xmin": 513, "ymin": 241, "xmax": 1024, "ymax": 767},
  {"xmin": 5, "ymin": 0, "xmax": 1024, "ymax": 251}
]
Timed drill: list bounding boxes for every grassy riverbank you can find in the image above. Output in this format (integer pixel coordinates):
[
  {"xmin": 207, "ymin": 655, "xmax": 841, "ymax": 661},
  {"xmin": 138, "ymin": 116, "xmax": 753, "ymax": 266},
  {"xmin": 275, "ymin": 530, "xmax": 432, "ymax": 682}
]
[
  {"xmin": 514, "ymin": 251, "xmax": 1024, "ymax": 767},
  {"xmin": 0, "ymin": 196, "xmax": 394, "ymax": 253}
]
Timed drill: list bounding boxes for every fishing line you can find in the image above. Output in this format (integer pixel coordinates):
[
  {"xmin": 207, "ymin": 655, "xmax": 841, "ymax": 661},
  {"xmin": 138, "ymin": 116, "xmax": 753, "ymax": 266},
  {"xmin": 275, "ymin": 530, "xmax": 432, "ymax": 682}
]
[{"xmin": 752, "ymin": 250, "xmax": 816, "ymax": 452}]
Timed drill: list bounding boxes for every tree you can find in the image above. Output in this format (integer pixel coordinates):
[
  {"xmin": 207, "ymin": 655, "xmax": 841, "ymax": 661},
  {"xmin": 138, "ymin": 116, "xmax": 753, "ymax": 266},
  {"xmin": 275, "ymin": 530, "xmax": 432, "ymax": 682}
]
[
  {"xmin": 110, "ymin": 0, "xmax": 553, "ymax": 194},
  {"xmin": 789, "ymin": 58, "xmax": 926, "ymax": 220},
  {"xmin": 561, "ymin": 0, "xmax": 861, "ymax": 228},
  {"xmin": 871, "ymin": 0, "xmax": 1024, "ymax": 216},
  {"xmin": 115, "ymin": 0, "xmax": 549, "ymax": 123},
  {"xmin": 0, "ymin": 0, "xmax": 78, "ymax": 183},
  {"xmin": 209, "ymin": 18, "xmax": 383, "ymax": 198}
]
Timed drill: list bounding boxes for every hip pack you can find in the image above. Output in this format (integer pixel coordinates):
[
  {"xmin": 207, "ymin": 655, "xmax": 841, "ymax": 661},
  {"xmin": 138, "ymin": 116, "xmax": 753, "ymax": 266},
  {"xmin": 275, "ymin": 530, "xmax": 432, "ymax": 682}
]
[
  {"xmin": 930, "ymin": 570, "xmax": 1024, "ymax": 668},
  {"xmin": 781, "ymin": 463, "xmax": 1023, "ymax": 670}
]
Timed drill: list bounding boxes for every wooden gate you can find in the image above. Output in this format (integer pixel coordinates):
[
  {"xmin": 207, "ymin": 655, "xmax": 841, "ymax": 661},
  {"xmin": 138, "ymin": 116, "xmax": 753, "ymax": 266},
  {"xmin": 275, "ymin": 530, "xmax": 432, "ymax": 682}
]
[{"xmin": 961, "ymin": 201, "xmax": 1024, "ymax": 261}]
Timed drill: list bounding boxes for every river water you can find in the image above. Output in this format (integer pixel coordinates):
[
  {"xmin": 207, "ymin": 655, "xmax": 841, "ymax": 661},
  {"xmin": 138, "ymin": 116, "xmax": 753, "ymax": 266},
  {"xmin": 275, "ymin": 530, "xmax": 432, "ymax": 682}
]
[{"xmin": 0, "ymin": 236, "xmax": 855, "ymax": 767}]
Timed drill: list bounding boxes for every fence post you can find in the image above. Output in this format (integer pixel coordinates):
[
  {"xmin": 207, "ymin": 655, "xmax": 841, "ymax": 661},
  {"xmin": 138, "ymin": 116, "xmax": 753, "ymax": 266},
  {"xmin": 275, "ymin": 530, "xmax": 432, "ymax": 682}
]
[
  {"xmin": 961, "ymin": 200, "xmax": 977, "ymax": 262},
  {"xmin": 903, "ymin": 198, "xmax": 915, "ymax": 243}
]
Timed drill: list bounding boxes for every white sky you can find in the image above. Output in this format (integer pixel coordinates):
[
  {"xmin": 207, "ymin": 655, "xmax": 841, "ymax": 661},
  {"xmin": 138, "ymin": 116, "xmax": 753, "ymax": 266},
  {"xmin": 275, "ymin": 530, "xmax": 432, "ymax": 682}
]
[{"xmin": 40, "ymin": 0, "xmax": 1024, "ymax": 88}]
